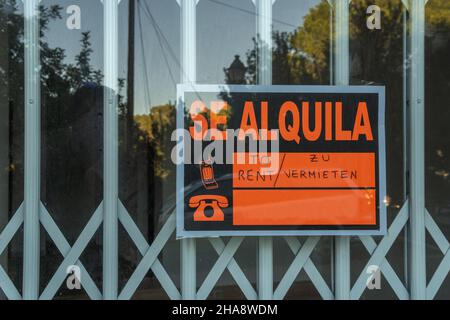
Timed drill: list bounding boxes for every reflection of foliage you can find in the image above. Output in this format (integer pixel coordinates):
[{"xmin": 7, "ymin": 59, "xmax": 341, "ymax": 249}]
[
  {"xmin": 426, "ymin": 0, "xmax": 450, "ymax": 30},
  {"xmin": 290, "ymin": 1, "xmax": 331, "ymax": 83},
  {"xmin": 245, "ymin": 0, "xmax": 331, "ymax": 85},
  {"xmin": 245, "ymin": 36, "xmax": 257, "ymax": 84},
  {"xmin": 425, "ymin": 0, "xmax": 450, "ymax": 208},
  {"xmin": 349, "ymin": 0, "xmax": 405, "ymax": 208},
  {"xmin": 65, "ymin": 32, "xmax": 104, "ymax": 91},
  {"xmin": 1, "ymin": 1, "xmax": 151, "ymax": 289},
  {"xmin": 0, "ymin": 0, "xmax": 25, "ymax": 213},
  {"xmin": 134, "ymin": 104, "xmax": 176, "ymax": 179},
  {"xmin": 238, "ymin": 0, "xmax": 450, "ymax": 210},
  {"xmin": 0, "ymin": 0, "xmax": 109, "ymax": 288},
  {"xmin": 349, "ymin": 0, "xmax": 404, "ymax": 82}
]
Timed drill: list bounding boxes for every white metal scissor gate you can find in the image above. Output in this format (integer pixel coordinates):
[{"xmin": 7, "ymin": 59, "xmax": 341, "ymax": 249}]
[{"xmin": 0, "ymin": 0, "xmax": 449, "ymax": 300}]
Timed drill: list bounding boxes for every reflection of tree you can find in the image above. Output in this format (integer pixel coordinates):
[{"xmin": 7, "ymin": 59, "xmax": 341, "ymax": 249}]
[
  {"xmin": 425, "ymin": 0, "xmax": 450, "ymax": 211},
  {"xmin": 0, "ymin": 0, "xmax": 160, "ymax": 292},
  {"xmin": 131, "ymin": 104, "xmax": 176, "ymax": 277},
  {"xmin": 134, "ymin": 104, "xmax": 176, "ymax": 180},
  {"xmin": 245, "ymin": 1, "xmax": 331, "ymax": 85},
  {"xmin": 426, "ymin": 0, "xmax": 450, "ymax": 28},
  {"xmin": 349, "ymin": 1, "xmax": 403, "ymax": 83},
  {"xmin": 0, "ymin": 1, "xmax": 108, "ymax": 216},
  {"xmin": 349, "ymin": 0, "xmax": 405, "ymax": 211},
  {"xmin": 228, "ymin": 0, "xmax": 450, "ymax": 212},
  {"xmin": 289, "ymin": 1, "xmax": 331, "ymax": 84},
  {"xmin": 0, "ymin": 0, "xmax": 25, "ymax": 219}
]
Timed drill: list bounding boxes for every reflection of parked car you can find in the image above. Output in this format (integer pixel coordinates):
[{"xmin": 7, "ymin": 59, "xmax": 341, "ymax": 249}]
[{"xmin": 160, "ymin": 167, "xmax": 377, "ymax": 230}]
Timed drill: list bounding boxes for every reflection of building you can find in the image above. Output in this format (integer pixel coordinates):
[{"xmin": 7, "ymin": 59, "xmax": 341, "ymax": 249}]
[{"xmin": 224, "ymin": 55, "xmax": 247, "ymax": 84}]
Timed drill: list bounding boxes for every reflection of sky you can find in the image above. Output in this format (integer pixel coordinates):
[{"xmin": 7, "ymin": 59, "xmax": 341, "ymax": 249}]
[{"xmin": 38, "ymin": 0, "xmax": 322, "ymax": 115}]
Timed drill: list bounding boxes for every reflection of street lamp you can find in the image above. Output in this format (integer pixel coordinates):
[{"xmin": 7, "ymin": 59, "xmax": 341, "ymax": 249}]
[{"xmin": 225, "ymin": 55, "xmax": 246, "ymax": 84}]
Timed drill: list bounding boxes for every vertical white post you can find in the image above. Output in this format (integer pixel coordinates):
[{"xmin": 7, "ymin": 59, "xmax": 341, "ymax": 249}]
[
  {"xmin": 334, "ymin": 0, "xmax": 349, "ymax": 85},
  {"xmin": 180, "ymin": 0, "xmax": 197, "ymax": 300},
  {"xmin": 23, "ymin": 0, "xmax": 41, "ymax": 300},
  {"xmin": 329, "ymin": 3, "xmax": 334, "ymax": 84},
  {"xmin": 409, "ymin": 0, "xmax": 426, "ymax": 300},
  {"xmin": 255, "ymin": 0, "xmax": 273, "ymax": 300},
  {"xmin": 334, "ymin": 0, "xmax": 350, "ymax": 300},
  {"xmin": 103, "ymin": 0, "xmax": 119, "ymax": 300},
  {"xmin": 256, "ymin": 0, "xmax": 273, "ymax": 85}
]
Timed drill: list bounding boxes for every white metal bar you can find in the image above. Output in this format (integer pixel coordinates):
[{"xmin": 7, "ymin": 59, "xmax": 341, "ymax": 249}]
[
  {"xmin": 180, "ymin": 0, "xmax": 197, "ymax": 300},
  {"xmin": 359, "ymin": 235, "xmax": 409, "ymax": 300},
  {"xmin": 409, "ymin": 0, "xmax": 426, "ymax": 300},
  {"xmin": 329, "ymin": 3, "xmax": 334, "ymax": 84},
  {"xmin": 284, "ymin": 237, "xmax": 334, "ymax": 300},
  {"xmin": 334, "ymin": 0, "xmax": 350, "ymax": 300},
  {"xmin": 209, "ymin": 238, "xmax": 258, "ymax": 300},
  {"xmin": 255, "ymin": 0, "xmax": 273, "ymax": 85},
  {"xmin": 427, "ymin": 251, "xmax": 450, "ymax": 299},
  {"xmin": 351, "ymin": 203, "xmax": 409, "ymax": 299},
  {"xmin": 0, "ymin": 266, "xmax": 21, "ymax": 299},
  {"xmin": 103, "ymin": 0, "xmax": 119, "ymax": 300},
  {"xmin": 334, "ymin": 0, "xmax": 349, "ymax": 85},
  {"xmin": 119, "ymin": 211, "xmax": 178, "ymax": 300},
  {"xmin": 23, "ymin": 0, "xmax": 41, "ymax": 300},
  {"xmin": 39, "ymin": 203, "xmax": 102, "ymax": 300},
  {"xmin": 274, "ymin": 237, "xmax": 320, "ymax": 300},
  {"xmin": 197, "ymin": 237, "xmax": 244, "ymax": 300},
  {"xmin": 0, "ymin": 205, "xmax": 23, "ymax": 255},
  {"xmin": 40, "ymin": 204, "xmax": 103, "ymax": 299},
  {"xmin": 425, "ymin": 210, "xmax": 449, "ymax": 255},
  {"xmin": 0, "ymin": 205, "xmax": 23, "ymax": 299},
  {"xmin": 255, "ymin": 0, "xmax": 273, "ymax": 300},
  {"xmin": 118, "ymin": 203, "xmax": 180, "ymax": 300}
]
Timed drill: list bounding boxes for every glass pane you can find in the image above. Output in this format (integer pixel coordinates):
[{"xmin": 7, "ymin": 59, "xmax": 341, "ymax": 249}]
[
  {"xmin": 1, "ymin": 0, "xmax": 448, "ymax": 301},
  {"xmin": 39, "ymin": 0, "xmax": 103, "ymax": 297},
  {"xmin": 0, "ymin": 0, "xmax": 24, "ymax": 299},
  {"xmin": 273, "ymin": 0, "xmax": 331, "ymax": 85},
  {"xmin": 349, "ymin": 0, "xmax": 407, "ymax": 299},
  {"xmin": 197, "ymin": 0, "xmax": 255, "ymax": 84},
  {"xmin": 118, "ymin": 0, "xmax": 181, "ymax": 299},
  {"xmin": 196, "ymin": 0, "xmax": 257, "ymax": 299},
  {"xmin": 272, "ymin": 0, "xmax": 332, "ymax": 299},
  {"xmin": 425, "ymin": 0, "xmax": 450, "ymax": 299}
]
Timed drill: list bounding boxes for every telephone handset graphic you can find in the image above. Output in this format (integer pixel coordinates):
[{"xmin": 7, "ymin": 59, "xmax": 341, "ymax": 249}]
[
  {"xmin": 189, "ymin": 195, "xmax": 229, "ymax": 222},
  {"xmin": 200, "ymin": 161, "xmax": 218, "ymax": 190}
]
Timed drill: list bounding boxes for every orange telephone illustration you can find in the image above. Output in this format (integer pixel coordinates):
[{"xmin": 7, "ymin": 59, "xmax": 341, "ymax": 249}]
[{"xmin": 189, "ymin": 195, "xmax": 229, "ymax": 222}]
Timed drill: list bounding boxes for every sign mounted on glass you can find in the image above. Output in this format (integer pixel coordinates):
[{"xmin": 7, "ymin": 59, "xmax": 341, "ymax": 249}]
[{"xmin": 175, "ymin": 85, "xmax": 386, "ymax": 238}]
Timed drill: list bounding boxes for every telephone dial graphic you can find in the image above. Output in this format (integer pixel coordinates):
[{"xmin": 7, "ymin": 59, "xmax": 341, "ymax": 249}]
[{"xmin": 189, "ymin": 195, "xmax": 229, "ymax": 222}]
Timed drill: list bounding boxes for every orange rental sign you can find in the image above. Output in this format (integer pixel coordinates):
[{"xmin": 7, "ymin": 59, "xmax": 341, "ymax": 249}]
[{"xmin": 176, "ymin": 85, "xmax": 386, "ymax": 238}]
